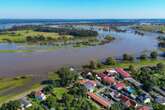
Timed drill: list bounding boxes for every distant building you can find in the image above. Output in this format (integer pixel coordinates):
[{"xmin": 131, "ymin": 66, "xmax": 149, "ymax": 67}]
[
  {"xmin": 155, "ymin": 96, "xmax": 165, "ymax": 105},
  {"xmin": 136, "ymin": 106, "xmax": 153, "ymax": 110},
  {"xmin": 125, "ymin": 78, "xmax": 142, "ymax": 87},
  {"xmin": 136, "ymin": 94, "xmax": 151, "ymax": 104},
  {"xmin": 70, "ymin": 67, "xmax": 75, "ymax": 71},
  {"xmin": 103, "ymin": 76, "xmax": 116, "ymax": 85},
  {"xmin": 79, "ymin": 80, "xmax": 97, "ymax": 92},
  {"xmin": 115, "ymin": 68, "xmax": 131, "ymax": 78},
  {"xmin": 97, "ymin": 73, "xmax": 107, "ymax": 79},
  {"xmin": 119, "ymin": 95, "xmax": 137, "ymax": 108},
  {"xmin": 106, "ymin": 69, "xmax": 117, "ymax": 76},
  {"xmin": 115, "ymin": 82, "xmax": 125, "ymax": 90},
  {"xmin": 20, "ymin": 97, "xmax": 32, "ymax": 110},
  {"xmin": 35, "ymin": 90, "xmax": 46, "ymax": 101}
]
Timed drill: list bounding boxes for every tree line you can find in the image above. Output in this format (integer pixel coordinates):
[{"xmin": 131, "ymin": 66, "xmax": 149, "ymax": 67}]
[{"xmin": 34, "ymin": 27, "xmax": 98, "ymax": 37}]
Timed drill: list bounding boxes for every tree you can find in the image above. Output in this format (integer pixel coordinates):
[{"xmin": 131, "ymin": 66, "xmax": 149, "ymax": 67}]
[
  {"xmin": 157, "ymin": 63, "xmax": 165, "ymax": 71},
  {"xmin": 26, "ymin": 104, "xmax": 44, "ymax": 110},
  {"xmin": 105, "ymin": 57, "xmax": 117, "ymax": 65},
  {"xmin": 42, "ymin": 85, "xmax": 54, "ymax": 94},
  {"xmin": 138, "ymin": 67, "xmax": 156, "ymax": 92},
  {"xmin": 128, "ymin": 65, "xmax": 136, "ymax": 73},
  {"xmin": 110, "ymin": 102, "xmax": 124, "ymax": 110},
  {"xmin": 61, "ymin": 93, "xmax": 74, "ymax": 106},
  {"xmin": 140, "ymin": 54, "xmax": 148, "ymax": 60},
  {"xmin": 0, "ymin": 100, "xmax": 20, "ymax": 110},
  {"xmin": 58, "ymin": 67, "xmax": 78, "ymax": 86},
  {"xmin": 69, "ymin": 83, "xmax": 87, "ymax": 97},
  {"xmin": 123, "ymin": 53, "xmax": 134, "ymax": 61},
  {"xmin": 89, "ymin": 60, "xmax": 98, "ymax": 69},
  {"xmin": 150, "ymin": 51, "xmax": 158, "ymax": 59},
  {"xmin": 153, "ymin": 103, "xmax": 165, "ymax": 110},
  {"xmin": 97, "ymin": 61, "xmax": 103, "ymax": 68},
  {"xmin": 42, "ymin": 96, "xmax": 58, "ymax": 109},
  {"xmin": 26, "ymin": 36, "xmax": 33, "ymax": 42},
  {"xmin": 28, "ymin": 91, "xmax": 36, "ymax": 99}
]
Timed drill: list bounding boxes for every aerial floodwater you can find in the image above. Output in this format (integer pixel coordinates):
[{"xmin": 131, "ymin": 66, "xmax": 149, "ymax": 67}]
[{"xmin": 0, "ymin": 19, "xmax": 164, "ymax": 77}]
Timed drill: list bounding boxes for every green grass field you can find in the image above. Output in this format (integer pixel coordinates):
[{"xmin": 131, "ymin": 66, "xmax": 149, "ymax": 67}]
[
  {"xmin": 0, "ymin": 30, "xmax": 73, "ymax": 43},
  {"xmin": 0, "ymin": 78, "xmax": 42, "ymax": 105},
  {"xmin": 94, "ymin": 59, "xmax": 165, "ymax": 73},
  {"xmin": 0, "ymin": 76, "xmax": 32, "ymax": 91},
  {"xmin": 52, "ymin": 87, "xmax": 68, "ymax": 99},
  {"xmin": 48, "ymin": 72, "xmax": 60, "ymax": 80},
  {"xmin": 0, "ymin": 76, "xmax": 35, "ymax": 103}
]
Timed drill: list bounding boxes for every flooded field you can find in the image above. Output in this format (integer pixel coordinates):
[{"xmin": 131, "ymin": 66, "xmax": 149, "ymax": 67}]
[{"xmin": 0, "ymin": 26, "xmax": 163, "ymax": 77}]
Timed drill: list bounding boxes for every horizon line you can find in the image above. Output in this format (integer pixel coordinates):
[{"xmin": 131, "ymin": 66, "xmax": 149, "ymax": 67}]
[{"xmin": 0, "ymin": 18, "xmax": 165, "ymax": 20}]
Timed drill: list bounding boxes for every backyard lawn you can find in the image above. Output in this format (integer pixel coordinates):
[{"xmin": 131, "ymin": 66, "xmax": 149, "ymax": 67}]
[{"xmin": 52, "ymin": 87, "xmax": 68, "ymax": 99}]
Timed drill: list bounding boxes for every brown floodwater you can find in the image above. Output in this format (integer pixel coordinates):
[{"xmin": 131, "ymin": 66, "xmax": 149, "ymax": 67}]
[{"xmin": 0, "ymin": 27, "xmax": 163, "ymax": 77}]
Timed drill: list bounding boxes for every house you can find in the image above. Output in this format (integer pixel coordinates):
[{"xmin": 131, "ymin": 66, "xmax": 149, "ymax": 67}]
[
  {"xmin": 120, "ymin": 95, "xmax": 137, "ymax": 108},
  {"xmin": 136, "ymin": 94, "xmax": 151, "ymax": 104},
  {"xmin": 106, "ymin": 69, "xmax": 117, "ymax": 76},
  {"xmin": 125, "ymin": 78, "xmax": 142, "ymax": 87},
  {"xmin": 155, "ymin": 96, "xmax": 165, "ymax": 105},
  {"xmin": 84, "ymin": 80, "xmax": 97, "ymax": 92},
  {"xmin": 136, "ymin": 106, "xmax": 152, "ymax": 110},
  {"xmin": 35, "ymin": 90, "xmax": 46, "ymax": 101},
  {"xmin": 79, "ymin": 80, "xmax": 97, "ymax": 92},
  {"xmin": 70, "ymin": 67, "xmax": 75, "ymax": 71},
  {"xmin": 115, "ymin": 68, "xmax": 131, "ymax": 78},
  {"xmin": 87, "ymin": 92, "xmax": 111, "ymax": 108},
  {"xmin": 20, "ymin": 97, "xmax": 32, "ymax": 109},
  {"xmin": 103, "ymin": 76, "xmax": 116, "ymax": 85},
  {"xmin": 115, "ymin": 82, "xmax": 125, "ymax": 90},
  {"xmin": 110, "ymin": 92, "xmax": 121, "ymax": 101},
  {"xmin": 97, "ymin": 73, "xmax": 107, "ymax": 79}
]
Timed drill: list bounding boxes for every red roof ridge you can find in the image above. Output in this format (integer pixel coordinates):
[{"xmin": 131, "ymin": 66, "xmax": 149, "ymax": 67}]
[{"xmin": 87, "ymin": 92, "xmax": 110, "ymax": 108}]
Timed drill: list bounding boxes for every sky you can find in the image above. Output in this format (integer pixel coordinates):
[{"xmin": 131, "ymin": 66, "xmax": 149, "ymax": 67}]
[{"xmin": 0, "ymin": 0, "xmax": 165, "ymax": 19}]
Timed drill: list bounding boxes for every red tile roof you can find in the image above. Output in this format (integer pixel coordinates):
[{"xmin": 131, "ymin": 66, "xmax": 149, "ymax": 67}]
[
  {"xmin": 115, "ymin": 68, "xmax": 131, "ymax": 78},
  {"xmin": 120, "ymin": 95, "xmax": 136, "ymax": 107},
  {"xmin": 79, "ymin": 80, "xmax": 88, "ymax": 84},
  {"xmin": 115, "ymin": 82, "xmax": 125, "ymax": 90},
  {"xmin": 103, "ymin": 76, "xmax": 116, "ymax": 84},
  {"xmin": 87, "ymin": 92, "xmax": 110, "ymax": 108},
  {"xmin": 137, "ymin": 106, "xmax": 150, "ymax": 110},
  {"xmin": 79, "ymin": 80, "xmax": 96, "ymax": 86},
  {"xmin": 98, "ymin": 73, "xmax": 107, "ymax": 79},
  {"xmin": 35, "ymin": 91, "xmax": 43, "ymax": 97}
]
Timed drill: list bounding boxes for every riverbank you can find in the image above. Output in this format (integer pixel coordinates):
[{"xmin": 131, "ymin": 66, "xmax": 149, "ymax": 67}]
[{"xmin": 94, "ymin": 59, "xmax": 165, "ymax": 73}]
